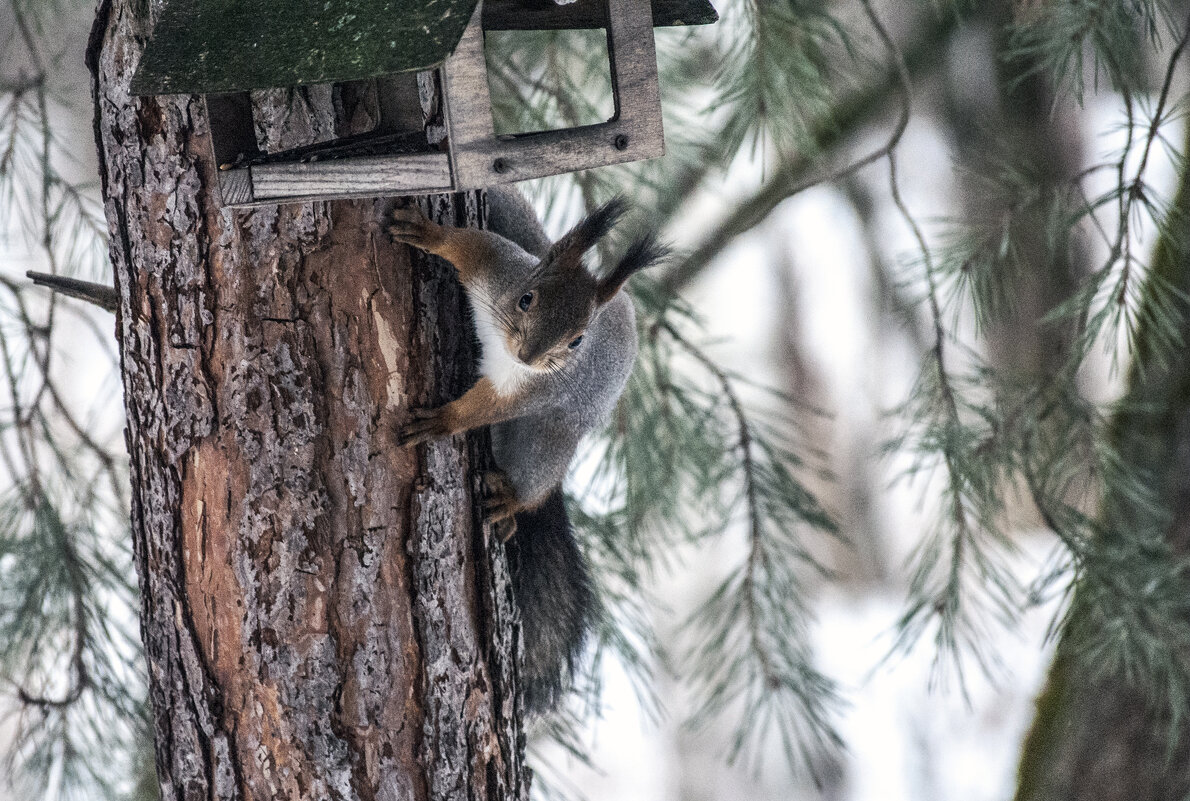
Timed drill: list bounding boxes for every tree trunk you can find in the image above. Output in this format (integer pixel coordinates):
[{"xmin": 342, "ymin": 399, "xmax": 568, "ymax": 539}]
[
  {"xmin": 88, "ymin": 2, "xmax": 527, "ymax": 800},
  {"xmin": 1013, "ymin": 118, "xmax": 1190, "ymax": 801},
  {"xmin": 942, "ymin": 0, "xmax": 1085, "ymax": 379}
]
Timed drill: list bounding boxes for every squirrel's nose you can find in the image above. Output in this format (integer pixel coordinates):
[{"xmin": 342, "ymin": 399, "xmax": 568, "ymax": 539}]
[{"xmin": 517, "ymin": 343, "xmax": 543, "ymax": 366}]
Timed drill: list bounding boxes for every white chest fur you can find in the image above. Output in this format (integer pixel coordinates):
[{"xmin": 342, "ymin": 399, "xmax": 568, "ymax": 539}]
[{"xmin": 469, "ymin": 292, "xmax": 536, "ymax": 396}]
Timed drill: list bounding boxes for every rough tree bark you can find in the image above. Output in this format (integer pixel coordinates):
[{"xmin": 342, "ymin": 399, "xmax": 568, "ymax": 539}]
[{"xmin": 88, "ymin": 1, "xmax": 528, "ymax": 799}]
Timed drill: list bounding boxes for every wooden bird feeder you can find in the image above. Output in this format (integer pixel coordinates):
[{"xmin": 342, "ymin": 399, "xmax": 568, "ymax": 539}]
[{"xmin": 131, "ymin": 0, "xmax": 717, "ymax": 207}]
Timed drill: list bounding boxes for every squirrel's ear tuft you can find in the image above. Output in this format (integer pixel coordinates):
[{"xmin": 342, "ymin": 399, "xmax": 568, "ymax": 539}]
[
  {"xmin": 546, "ymin": 196, "xmax": 629, "ymax": 270},
  {"xmin": 596, "ymin": 232, "xmax": 669, "ymax": 304}
]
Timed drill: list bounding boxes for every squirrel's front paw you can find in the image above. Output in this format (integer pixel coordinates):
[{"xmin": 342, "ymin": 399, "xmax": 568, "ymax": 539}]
[
  {"xmin": 482, "ymin": 470, "xmax": 520, "ymax": 541},
  {"xmin": 388, "ymin": 205, "xmax": 442, "ymax": 251},
  {"xmin": 397, "ymin": 407, "xmax": 451, "ymax": 446}
]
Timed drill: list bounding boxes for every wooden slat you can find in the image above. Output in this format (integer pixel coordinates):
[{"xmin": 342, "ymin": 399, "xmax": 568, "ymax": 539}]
[
  {"xmin": 457, "ymin": 122, "xmax": 663, "ymax": 187},
  {"xmin": 482, "ymin": 0, "xmax": 717, "ymax": 30},
  {"xmin": 217, "ymin": 169, "xmax": 255, "ymax": 206},
  {"xmin": 244, "ymin": 152, "xmax": 453, "ymax": 205},
  {"xmin": 440, "ymin": 2, "xmax": 499, "ymax": 189},
  {"xmin": 605, "ymin": 0, "xmax": 664, "ymax": 140}
]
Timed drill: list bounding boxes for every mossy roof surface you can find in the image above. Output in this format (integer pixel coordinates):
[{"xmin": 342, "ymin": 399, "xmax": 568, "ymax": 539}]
[{"xmin": 132, "ymin": 0, "xmax": 478, "ymax": 95}]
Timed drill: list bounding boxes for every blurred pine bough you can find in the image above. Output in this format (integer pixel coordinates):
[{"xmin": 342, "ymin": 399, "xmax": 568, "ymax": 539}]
[{"xmin": 4, "ymin": 0, "xmax": 1190, "ymax": 798}]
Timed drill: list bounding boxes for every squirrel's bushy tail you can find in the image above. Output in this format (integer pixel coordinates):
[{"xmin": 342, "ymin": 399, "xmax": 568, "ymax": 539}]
[{"xmin": 506, "ymin": 489, "xmax": 594, "ymax": 716}]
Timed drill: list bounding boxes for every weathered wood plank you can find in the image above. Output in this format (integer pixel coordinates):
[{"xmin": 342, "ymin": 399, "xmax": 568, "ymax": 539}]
[
  {"xmin": 483, "ymin": 0, "xmax": 717, "ymax": 30},
  {"xmin": 217, "ymin": 169, "xmax": 255, "ymax": 205},
  {"xmin": 246, "ymin": 153, "xmax": 453, "ymax": 204}
]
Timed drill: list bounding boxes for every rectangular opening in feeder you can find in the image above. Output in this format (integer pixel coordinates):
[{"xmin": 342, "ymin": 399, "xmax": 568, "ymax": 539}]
[{"xmin": 483, "ymin": 29, "xmax": 616, "ymax": 136}]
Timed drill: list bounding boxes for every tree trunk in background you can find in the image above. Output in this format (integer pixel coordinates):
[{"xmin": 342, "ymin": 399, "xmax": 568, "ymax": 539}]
[
  {"xmin": 1013, "ymin": 125, "xmax": 1190, "ymax": 801},
  {"xmin": 88, "ymin": 1, "xmax": 527, "ymax": 800},
  {"xmin": 942, "ymin": 0, "xmax": 1085, "ymax": 379}
]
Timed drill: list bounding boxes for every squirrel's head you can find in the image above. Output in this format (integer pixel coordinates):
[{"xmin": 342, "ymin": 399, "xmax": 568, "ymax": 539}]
[{"xmin": 498, "ymin": 197, "xmax": 666, "ymax": 371}]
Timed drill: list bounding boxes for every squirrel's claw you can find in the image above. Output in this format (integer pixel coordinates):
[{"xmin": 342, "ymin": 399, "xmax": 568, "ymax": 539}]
[
  {"xmin": 397, "ymin": 407, "xmax": 449, "ymax": 446},
  {"xmin": 483, "ymin": 494, "xmax": 518, "ymax": 517},
  {"xmin": 388, "ymin": 206, "xmax": 441, "ymax": 250},
  {"xmin": 492, "ymin": 516, "xmax": 518, "ymax": 543},
  {"xmin": 481, "ymin": 470, "xmax": 511, "ymax": 495},
  {"xmin": 481, "ymin": 470, "xmax": 520, "ymax": 540},
  {"xmin": 484, "ymin": 498, "xmax": 520, "ymax": 542}
]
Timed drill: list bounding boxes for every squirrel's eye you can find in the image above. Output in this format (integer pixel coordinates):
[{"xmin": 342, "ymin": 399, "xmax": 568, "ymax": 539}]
[
  {"xmin": 568, "ymin": 335, "xmax": 584, "ymax": 350},
  {"xmin": 518, "ymin": 292, "xmax": 534, "ymax": 312}
]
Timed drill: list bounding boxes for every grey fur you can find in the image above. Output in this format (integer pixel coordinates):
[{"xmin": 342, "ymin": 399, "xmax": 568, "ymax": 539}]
[
  {"xmin": 484, "ymin": 186, "xmax": 552, "ymax": 258},
  {"xmin": 480, "ymin": 187, "xmax": 639, "ymax": 506},
  {"xmin": 387, "ymin": 188, "xmax": 657, "ymax": 716},
  {"xmin": 477, "ymin": 187, "xmax": 649, "ymax": 715},
  {"xmin": 488, "ymin": 294, "xmax": 636, "ymax": 503}
]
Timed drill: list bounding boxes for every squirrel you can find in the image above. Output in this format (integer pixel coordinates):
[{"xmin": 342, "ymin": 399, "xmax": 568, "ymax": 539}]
[{"xmin": 388, "ymin": 187, "xmax": 665, "ymax": 715}]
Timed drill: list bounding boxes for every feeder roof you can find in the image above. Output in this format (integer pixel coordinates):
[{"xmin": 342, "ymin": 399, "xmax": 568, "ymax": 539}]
[
  {"xmin": 132, "ymin": 0, "xmax": 717, "ymax": 95},
  {"xmin": 132, "ymin": 0, "xmax": 477, "ymax": 95}
]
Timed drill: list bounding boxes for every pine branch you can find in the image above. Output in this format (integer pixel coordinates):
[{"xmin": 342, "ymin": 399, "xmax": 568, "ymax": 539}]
[
  {"xmin": 660, "ymin": 322, "xmax": 775, "ymax": 680},
  {"xmin": 647, "ymin": 317, "xmax": 841, "ymax": 781},
  {"xmin": 659, "ymin": 8, "xmax": 957, "ymax": 293},
  {"xmin": 1008, "ymin": 0, "xmax": 1172, "ymax": 100},
  {"xmin": 1059, "ymin": 8, "xmax": 1190, "ymax": 371}
]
